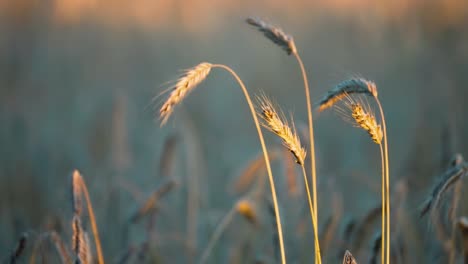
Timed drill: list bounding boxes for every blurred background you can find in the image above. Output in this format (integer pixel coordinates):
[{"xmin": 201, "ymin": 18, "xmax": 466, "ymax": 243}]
[{"xmin": 1, "ymin": 0, "xmax": 467, "ymax": 263}]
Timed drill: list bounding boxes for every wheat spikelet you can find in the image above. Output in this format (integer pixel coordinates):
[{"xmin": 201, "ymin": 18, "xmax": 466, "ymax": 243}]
[
  {"xmin": 318, "ymin": 78, "xmax": 378, "ymax": 112},
  {"xmin": 257, "ymin": 95, "xmax": 306, "ymax": 165},
  {"xmin": 159, "ymin": 62, "xmax": 212, "ymax": 125},
  {"xmin": 343, "ymin": 250, "xmax": 358, "ymax": 264},
  {"xmin": 236, "ymin": 199, "xmax": 258, "ymax": 226},
  {"xmin": 246, "ymin": 17, "xmax": 297, "ymax": 55},
  {"xmin": 351, "ymin": 103, "xmax": 383, "ymax": 145}
]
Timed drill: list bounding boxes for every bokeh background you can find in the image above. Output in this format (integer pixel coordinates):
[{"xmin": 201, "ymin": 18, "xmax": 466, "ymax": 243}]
[{"xmin": 1, "ymin": 0, "xmax": 468, "ymax": 263}]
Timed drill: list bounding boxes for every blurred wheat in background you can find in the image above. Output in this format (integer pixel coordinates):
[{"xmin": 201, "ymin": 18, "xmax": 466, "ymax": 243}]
[{"xmin": 1, "ymin": 0, "xmax": 468, "ymax": 263}]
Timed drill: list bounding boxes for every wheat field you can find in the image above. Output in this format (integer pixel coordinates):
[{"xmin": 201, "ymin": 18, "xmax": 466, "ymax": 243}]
[{"xmin": 1, "ymin": 1, "xmax": 468, "ymax": 264}]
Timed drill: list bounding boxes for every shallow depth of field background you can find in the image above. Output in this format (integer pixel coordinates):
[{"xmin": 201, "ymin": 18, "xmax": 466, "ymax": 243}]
[{"xmin": 1, "ymin": 0, "xmax": 468, "ymax": 263}]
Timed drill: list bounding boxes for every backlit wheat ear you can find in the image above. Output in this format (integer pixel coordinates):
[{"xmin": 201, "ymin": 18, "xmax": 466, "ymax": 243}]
[
  {"xmin": 72, "ymin": 215, "xmax": 85, "ymax": 263},
  {"xmin": 71, "ymin": 170, "xmax": 104, "ymax": 264},
  {"xmin": 318, "ymin": 78, "xmax": 378, "ymax": 112},
  {"xmin": 351, "ymin": 103, "xmax": 383, "ymax": 145},
  {"xmin": 257, "ymin": 96, "xmax": 306, "ymax": 165},
  {"xmin": 246, "ymin": 17, "xmax": 297, "ymax": 55},
  {"xmin": 343, "ymin": 250, "xmax": 358, "ymax": 264},
  {"xmin": 159, "ymin": 62, "xmax": 212, "ymax": 125}
]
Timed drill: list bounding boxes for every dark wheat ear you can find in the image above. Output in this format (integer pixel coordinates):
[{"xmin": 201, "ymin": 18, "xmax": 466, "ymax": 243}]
[
  {"xmin": 318, "ymin": 78, "xmax": 378, "ymax": 112},
  {"xmin": 420, "ymin": 154, "xmax": 467, "ymax": 218},
  {"xmin": 246, "ymin": 17, "xmax": 297, "ymax": 55}
]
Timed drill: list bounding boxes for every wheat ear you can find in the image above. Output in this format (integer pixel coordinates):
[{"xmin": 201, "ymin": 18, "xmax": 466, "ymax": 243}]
[
  {"xmin": 257, "ymin": 95, "xmax": 321, "ymax": 263},
  {"xmin": 420, "ymin": 155, "xmax": 466, "ymax": 217},
  {"xmin": 343, "ymin": 250, "xmax": 358, "ymax": 264},
  {"xmin": 318, "ymin": 78, "xmax": 378, "ymax": 112},
  {"xmin": 246, "ymin": 17, "xmax": 296, "ymax": 55},
  {"xmin": 159, "ymin": 63, "xmax": 287, "ymax": 263},
  {"xmin": 72, "ymin": 170, "xmax": 104, "ymax": 264},
  {"xmin": 158, "ymin": 62, "xmax": 212, "ymax": 125}
]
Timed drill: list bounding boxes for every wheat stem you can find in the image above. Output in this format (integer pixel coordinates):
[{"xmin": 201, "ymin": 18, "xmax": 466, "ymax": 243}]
[
  {"xmin": 300, "ymin": 165, "xmax": 322, "ymax": 264},
  {"xmin": 379, "ymin": 143, "xmax": 386, "ymax": 264},
  {"xmin": 293, "ymin": 52, "xmax": 319, "ymax": 237},
  {"xmin": 199, "ymin": 205, "xmax": 236, "ymax": 264},
  {"xmin": 375, "ymin": 99, "xmax": 390, "ymax": 264},
  {"xmin": 211, "ymin": 64, "xmax": 286, "ymax": 264}
]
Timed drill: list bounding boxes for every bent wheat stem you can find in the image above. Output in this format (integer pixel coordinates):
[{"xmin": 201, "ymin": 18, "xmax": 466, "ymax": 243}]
[
  {"xmin": 211, "ymin": 64, "xmax": 286, "ymax": 263},
  {"xmin": 159, "ymin": 63, "xmax": 286, "ymax": 263},
  {"xmin": 199, "ymin": 205, "xmax": 236, "ymax": 264}
]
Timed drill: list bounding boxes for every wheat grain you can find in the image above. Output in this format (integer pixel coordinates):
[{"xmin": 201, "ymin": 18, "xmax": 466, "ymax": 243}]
[
  {"xmin": 257, "ymin": 95, "xmax": 306, "ymax": 165},
  {"xmin": 159, "ymin": 62, "xmax": 212, "ymax": 125},
  {"xmin": 246, "ymin": 17, "xmax": 297, "ymax": 55},
  {"xmin": 318, "ymin": 78, "xmax": 378, "ymax": 112}
]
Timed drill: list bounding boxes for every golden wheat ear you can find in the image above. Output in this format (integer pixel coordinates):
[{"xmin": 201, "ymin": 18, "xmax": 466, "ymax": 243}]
[
  {"xmin": 256, "ymin": 95, "xmax": 306, "ymax": 165},
  {"xmin": 159, "ymin": 62, "xmax": 212, "ymax": 125}
]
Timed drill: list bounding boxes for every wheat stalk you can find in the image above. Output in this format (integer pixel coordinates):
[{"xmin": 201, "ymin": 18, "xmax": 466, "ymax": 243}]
[
  {"xmin": 246, "ymin": 18, "xmax": 321, "ymax": 254},
  {"xmin": 159, "ymin": 62, "xmax": 212, "ymax": 125},
  {"xmin": 319, "ymin": 79, "xmax": 391, "ymax": 264},
  {"xmin": 246, "ymin": 17, "xmax": 296, "ymax": 55},
  {"xmin": 159, "ymin": 63, "xmax": 287, "ymax": 263},
  {"xmin": 318, "ymin": 78, "xmax": 378, "ymax": 112}
]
